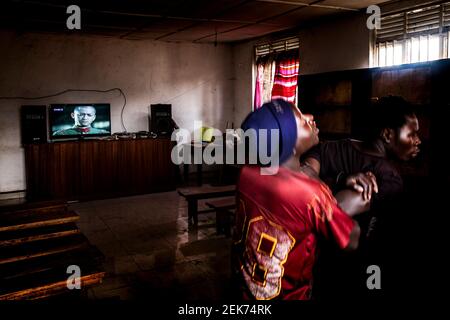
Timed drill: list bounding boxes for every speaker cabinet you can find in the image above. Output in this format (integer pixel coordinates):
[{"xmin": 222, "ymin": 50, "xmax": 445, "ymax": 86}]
[
  {"xmin": 149, "ymin": 104, "xmax": 173, "ymax": 136},
  {"xmin": 21, "ymin": 105, "xmax": 48, "ymax": 144}
]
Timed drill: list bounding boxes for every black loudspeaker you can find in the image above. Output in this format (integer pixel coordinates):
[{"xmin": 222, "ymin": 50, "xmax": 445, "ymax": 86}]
[
  {"xmin": 21, "ymin": 105, "xmax": 48, "ymax": 144},
  {"xmin": 149, "ymin": 104, "xmax": 173, "ymax": 136}
]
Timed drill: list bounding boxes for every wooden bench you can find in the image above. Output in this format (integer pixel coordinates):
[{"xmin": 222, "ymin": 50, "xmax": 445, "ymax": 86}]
[
  {"xmin": 0, "ymin": 200, "xmax": 67, "ymax": 214},
  {"xmin": 178, "ymin": 185, "xmax": 236, "ymax": 225},
  {"xmin": 0, "ymin": 201, "xmax": 105, "ymax": 300},
  {"xmin": 205, "ymin": 197, "xmax": 236, "ymax": 236}
]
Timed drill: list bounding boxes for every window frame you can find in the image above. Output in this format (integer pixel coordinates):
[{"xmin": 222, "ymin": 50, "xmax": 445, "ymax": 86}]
[{"xmin": 373, "ymin": 2, "xmax": 450, "ymax": 67}]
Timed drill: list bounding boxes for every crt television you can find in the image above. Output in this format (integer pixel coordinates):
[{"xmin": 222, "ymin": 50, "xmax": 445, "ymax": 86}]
[{"xmin": 49, "ymin": 104, "xmax": 111, "ymax": 140}]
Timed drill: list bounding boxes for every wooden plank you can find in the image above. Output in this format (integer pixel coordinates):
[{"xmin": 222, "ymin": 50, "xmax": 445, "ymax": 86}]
[
  {"xmin": 29, "ymin": 276, "xmax": 104, "ymax": 300},
  {"xmin": 205, "ymin": 197, "xmax": 236, "ymax": 210},
  {"xmin": 0, "ymin": 200, "xmax": 67, "ymax": 214},
  {"xmin": 0, "ymin": 244, "xmax": 104, "ymax": 280},
  {"xmin": 0, "ymin": 271, "xmax": 105, "ymax": 300},
  {"xmin": 0, "ymin": 207, "xmax": 73, "ymax": 223},
  {"xmin": 0, "ymin": 222, "xmax": 79, "ymax": 239},
  {"xmin": 0, "ymin": 256, "xmax": 103, "ymax": 290},
  {"xmin": 0, "ymin": 229, "xmax": 81, "ymax": 248},
  {"xmin": 0, "ymin": 205, "xmax": 68, "ymax": 220},
  {"xmin": 0, "ymin": 210, "xmax": 79, "ymax": 233},
  {"xmin": 0, "ymin": 234, "xmax": 89, "ymax": 265},
  {"xmin": 178, "ymin": 185, "xmax": 235, "ymax": 199},
  {"xmin": 0, "ymin": 261, "xmax": 103, "ymax": 292},
  {"xmin": 0, "ymin": 242, "xmax": 87, "ymax": 265}
]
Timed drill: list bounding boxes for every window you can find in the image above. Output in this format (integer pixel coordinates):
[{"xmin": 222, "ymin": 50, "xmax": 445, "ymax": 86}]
[
  {"xmin": 255, "ymin": 37, "xmax": 300, "ymax": 58},
  {"xmin": 254, "ymin": 37, "xmax": 300, "ymax": 109},
  {"xmin": 373, "ymin": 2, "xmax": 450, "ymax": 67}
]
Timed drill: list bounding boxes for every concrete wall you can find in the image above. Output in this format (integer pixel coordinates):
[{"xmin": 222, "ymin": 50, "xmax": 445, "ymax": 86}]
[
  {"xmin": 232, "ymin": 40, "xmax": 256, "ymax": 129},
  {"xmin": 232, "ymin": 12, "xmax": 371, "ymax": 126},
  {"xmin": 299, "ymin": 13, "xmax": 371, "ymax": 75},
  {"xmin": 0, "ymin": 31, "xmax": 234, "ymax": 193},
  {"xmin": 0, "ymin": 12, "xmax": 372, "ymax": 193}
]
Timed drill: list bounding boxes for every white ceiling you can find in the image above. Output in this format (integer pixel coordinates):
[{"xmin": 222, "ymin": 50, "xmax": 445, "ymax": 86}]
[{"xmin": 0, "ymin": 0, "xmax": 394, "ymax": 42}]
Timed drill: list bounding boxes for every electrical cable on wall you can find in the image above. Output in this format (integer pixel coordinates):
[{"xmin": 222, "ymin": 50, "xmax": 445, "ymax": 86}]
[{"xmin": 0, "ymin": 88, "xmax": 128, "ymax": 132}]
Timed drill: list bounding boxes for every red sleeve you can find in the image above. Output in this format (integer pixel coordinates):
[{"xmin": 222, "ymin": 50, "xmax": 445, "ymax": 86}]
[{"xmin": 308, "ymin": 183, "xmax": 355, "ymax": 249}]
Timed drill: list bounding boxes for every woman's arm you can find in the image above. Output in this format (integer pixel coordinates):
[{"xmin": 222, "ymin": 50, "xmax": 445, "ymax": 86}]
[{"xmin": 335, "ymin": 189, "xmax": 371, "ymax": 217}]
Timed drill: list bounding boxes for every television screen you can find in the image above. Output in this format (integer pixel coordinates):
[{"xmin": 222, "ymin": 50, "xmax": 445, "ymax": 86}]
[{"xmin": 50, "ymin": 104, "xmax": 111, "ymax": 139}]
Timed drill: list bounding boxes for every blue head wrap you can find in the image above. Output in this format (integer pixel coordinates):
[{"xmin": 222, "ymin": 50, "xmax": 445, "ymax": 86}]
[{"xmin": 241, "ymin": 99, "xmax": 297, "ymax": 165}]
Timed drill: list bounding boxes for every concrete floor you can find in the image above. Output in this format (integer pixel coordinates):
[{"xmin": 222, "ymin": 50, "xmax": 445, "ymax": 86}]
[{"xmin": 70, "ymin": 189, "xmax": 232, "ymax": 301}]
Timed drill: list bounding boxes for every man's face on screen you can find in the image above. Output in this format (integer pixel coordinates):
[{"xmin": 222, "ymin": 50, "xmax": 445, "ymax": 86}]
[{"xmin": 72, "ymin": 106, "xmax": 96, "ymax": 128}]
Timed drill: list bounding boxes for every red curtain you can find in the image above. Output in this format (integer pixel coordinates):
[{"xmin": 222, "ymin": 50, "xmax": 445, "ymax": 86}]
[
  {"xmin": 254, "ymin": 50, "xmax": 299, "ymax": 109},
  {"xmin": 271, "ymin": 55, "xmax": 299, "ymax": 104}
]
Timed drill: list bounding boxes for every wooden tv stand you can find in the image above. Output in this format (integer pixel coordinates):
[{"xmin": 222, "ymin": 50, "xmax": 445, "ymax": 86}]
[{"xmin": 24, "ymin": 138, "xmax": 176, "ymax": 201}]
